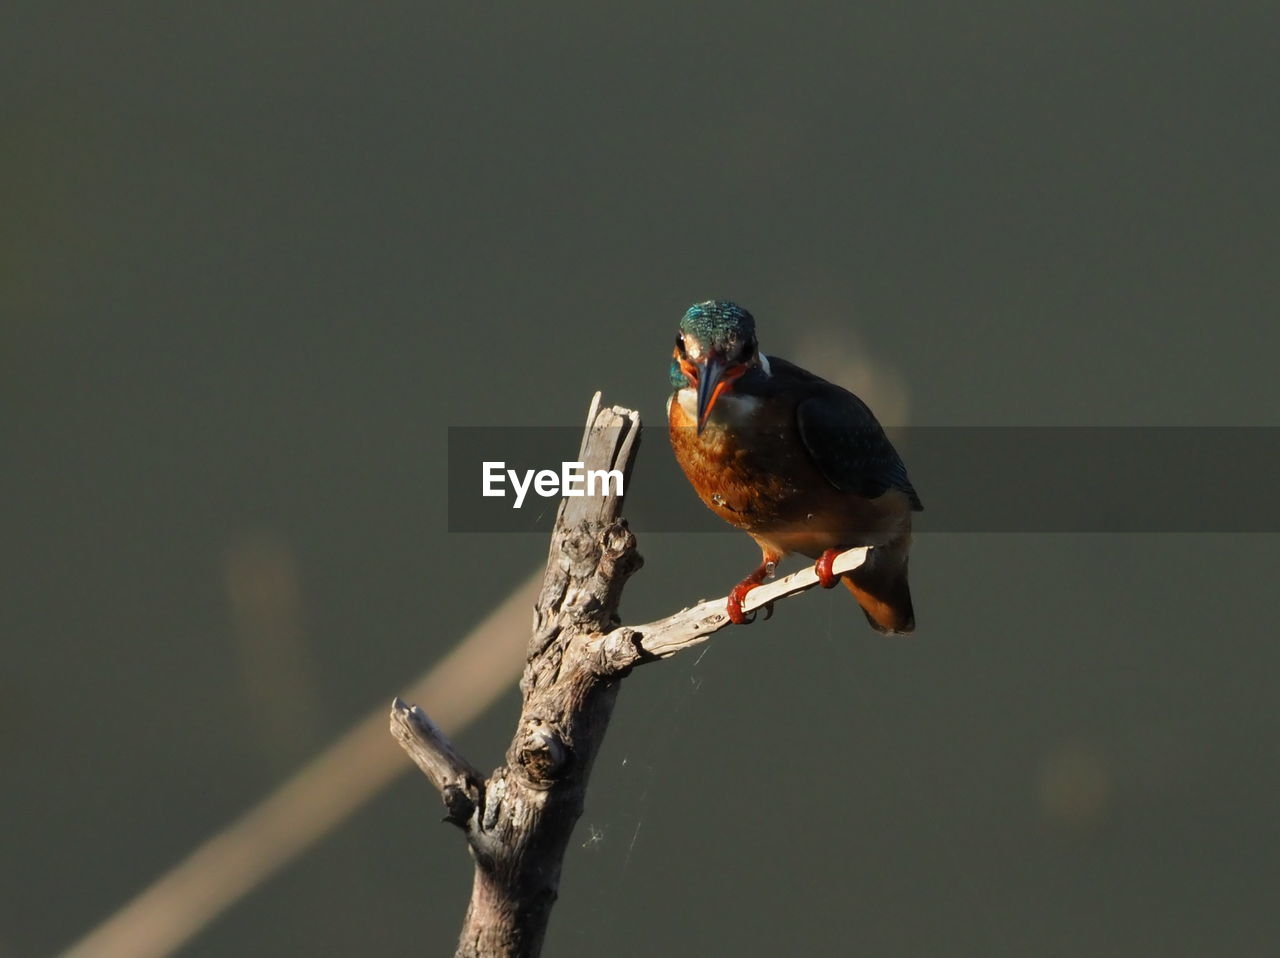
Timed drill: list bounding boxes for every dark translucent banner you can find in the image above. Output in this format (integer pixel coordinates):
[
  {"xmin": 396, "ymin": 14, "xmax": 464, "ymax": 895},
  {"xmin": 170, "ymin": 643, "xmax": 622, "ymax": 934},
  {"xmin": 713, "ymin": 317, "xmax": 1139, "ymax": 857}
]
[{"xmin": 447, "ymin": 427, "xmax": 1279, "ymax": 533}]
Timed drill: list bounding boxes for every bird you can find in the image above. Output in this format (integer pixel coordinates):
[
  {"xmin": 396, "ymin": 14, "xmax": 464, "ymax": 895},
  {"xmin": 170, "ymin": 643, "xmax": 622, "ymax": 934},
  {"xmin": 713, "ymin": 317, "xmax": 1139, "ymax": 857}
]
[{"xmin": 666, "ymin": 300, "xmax": 922, "ymax": 634}]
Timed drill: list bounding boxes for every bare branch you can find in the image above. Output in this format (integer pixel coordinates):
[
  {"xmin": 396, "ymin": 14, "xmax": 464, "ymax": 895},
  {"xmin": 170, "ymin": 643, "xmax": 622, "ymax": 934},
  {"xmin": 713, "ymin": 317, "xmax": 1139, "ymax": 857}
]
[
  {"xmin": 394, "ymin": 392, "xmax": 873, "ymax": 957},
  {"xmin": 389, "ymin": 698, "xmax": 484, "ymax": 826},
  {"xmin": 592, "ymin": 547, "xmax": 868, "ymax": 672}
]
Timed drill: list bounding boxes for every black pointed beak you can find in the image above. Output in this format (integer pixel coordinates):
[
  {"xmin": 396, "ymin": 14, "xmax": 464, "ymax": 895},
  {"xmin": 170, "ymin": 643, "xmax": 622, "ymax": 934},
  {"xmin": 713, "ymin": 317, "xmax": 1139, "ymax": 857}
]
[{"xmin": 695, "ymin": 352, "xmax": 729, "ymax": 435}]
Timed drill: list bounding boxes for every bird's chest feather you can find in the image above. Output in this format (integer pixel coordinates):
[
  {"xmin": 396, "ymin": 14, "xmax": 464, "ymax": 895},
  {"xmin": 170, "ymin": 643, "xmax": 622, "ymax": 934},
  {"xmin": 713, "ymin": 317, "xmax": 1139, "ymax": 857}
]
[{"xmin": 667, "ymin": 387, "xmax": 820, "ymax": 531}]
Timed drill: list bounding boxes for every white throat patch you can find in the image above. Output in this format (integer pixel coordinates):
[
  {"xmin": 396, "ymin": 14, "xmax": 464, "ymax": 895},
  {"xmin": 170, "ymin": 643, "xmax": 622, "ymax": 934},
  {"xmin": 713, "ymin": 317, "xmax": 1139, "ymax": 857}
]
[{"xmin": 675, "ymin": 385, "xmax": 761, "ymax": 427}]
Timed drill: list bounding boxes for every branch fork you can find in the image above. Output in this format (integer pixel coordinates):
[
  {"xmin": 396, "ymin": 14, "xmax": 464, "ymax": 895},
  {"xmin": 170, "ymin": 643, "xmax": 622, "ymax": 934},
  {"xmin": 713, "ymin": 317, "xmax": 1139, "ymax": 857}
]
[{"xmin": 391, "ymin": 394, "xmax": 868, "ymax": 957}]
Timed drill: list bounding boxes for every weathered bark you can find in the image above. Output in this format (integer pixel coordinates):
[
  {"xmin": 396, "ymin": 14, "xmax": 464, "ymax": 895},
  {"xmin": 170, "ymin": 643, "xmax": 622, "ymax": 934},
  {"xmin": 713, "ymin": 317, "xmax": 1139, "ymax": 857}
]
[{"xmin": 390, "ymin": 393, "xmax": 866, "ymax": 957}]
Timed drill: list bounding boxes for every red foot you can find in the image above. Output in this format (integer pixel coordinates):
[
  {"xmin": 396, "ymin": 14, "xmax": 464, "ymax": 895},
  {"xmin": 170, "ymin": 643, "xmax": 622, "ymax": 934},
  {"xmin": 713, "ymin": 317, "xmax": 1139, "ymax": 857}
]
[
  {"xmin": 726, "ymin": 581, "xmax": 760, "ymax": 624},
  {"xmin": 815, "ymin": 549, "xmax": 845, "ymax": 589},
  {"xmin": 726, "ymin": 557, "xmax": 780, "ymax": 624}
]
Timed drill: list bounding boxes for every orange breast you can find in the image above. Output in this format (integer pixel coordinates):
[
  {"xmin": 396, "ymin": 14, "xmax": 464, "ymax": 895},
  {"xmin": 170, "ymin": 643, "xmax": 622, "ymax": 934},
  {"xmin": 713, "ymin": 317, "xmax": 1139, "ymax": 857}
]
[{"xmin": 667, "ymin": 391, "xmax": 912, "ymax": 558}]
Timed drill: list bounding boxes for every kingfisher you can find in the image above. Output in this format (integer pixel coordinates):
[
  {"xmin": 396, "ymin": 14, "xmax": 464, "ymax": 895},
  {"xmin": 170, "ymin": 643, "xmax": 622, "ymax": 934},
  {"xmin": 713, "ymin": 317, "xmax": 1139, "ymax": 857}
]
[{"xmin": 667, "ymin": 300, "xmax": 922, "ymax": 633}]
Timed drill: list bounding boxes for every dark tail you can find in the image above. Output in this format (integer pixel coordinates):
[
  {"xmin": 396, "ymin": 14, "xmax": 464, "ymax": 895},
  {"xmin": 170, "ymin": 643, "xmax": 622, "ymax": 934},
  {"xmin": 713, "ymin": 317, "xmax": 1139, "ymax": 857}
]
[{"xmin": 841, "ymin": 539, "xmax": 914, "ymax": 635}]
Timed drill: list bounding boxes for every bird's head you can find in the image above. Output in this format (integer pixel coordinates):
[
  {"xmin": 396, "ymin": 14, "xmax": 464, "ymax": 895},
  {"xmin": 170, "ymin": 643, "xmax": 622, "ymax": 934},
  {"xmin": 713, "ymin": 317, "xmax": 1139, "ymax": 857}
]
[{"xmin": 670, "ymin": 300, "xmax": 761, "ymax": 434}]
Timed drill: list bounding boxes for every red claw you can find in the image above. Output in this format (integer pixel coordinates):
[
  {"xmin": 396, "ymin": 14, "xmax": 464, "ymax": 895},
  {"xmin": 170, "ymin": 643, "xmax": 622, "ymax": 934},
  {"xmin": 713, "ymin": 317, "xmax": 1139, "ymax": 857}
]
[{"xmin": 815, "ymin": 549, "xmax": 844, "ymax": 589}]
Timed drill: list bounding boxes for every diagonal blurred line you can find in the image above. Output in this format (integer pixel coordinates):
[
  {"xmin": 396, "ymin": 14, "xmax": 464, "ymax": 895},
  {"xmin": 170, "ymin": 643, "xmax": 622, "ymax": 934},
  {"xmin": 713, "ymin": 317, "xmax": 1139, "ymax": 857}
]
[{"xmin": 58, "ymin": 569, "xmax": 542, "ymax": 958}]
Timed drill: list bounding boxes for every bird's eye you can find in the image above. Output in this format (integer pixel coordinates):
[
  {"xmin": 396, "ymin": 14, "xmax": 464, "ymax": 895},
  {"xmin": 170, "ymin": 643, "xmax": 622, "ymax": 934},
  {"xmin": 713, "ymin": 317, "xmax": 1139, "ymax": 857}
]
[{"xmin": 675, "ymin": 334, "xmax": 686, "ymax": 355}]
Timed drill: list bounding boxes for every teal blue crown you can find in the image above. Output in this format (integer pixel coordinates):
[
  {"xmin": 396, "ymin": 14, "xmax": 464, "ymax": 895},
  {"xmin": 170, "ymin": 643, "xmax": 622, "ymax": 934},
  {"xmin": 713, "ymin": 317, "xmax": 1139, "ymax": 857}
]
[{"xmin": 679, "ymin": 300, "xmax": 756, "ymax": 347}]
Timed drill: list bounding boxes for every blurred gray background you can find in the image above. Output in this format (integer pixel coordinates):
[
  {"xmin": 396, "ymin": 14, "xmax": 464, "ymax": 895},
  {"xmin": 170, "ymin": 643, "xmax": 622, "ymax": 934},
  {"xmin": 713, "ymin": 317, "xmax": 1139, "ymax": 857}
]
[{"xmin": 4, "ymin": 2, "xmax": 1279, "ymax": 956}]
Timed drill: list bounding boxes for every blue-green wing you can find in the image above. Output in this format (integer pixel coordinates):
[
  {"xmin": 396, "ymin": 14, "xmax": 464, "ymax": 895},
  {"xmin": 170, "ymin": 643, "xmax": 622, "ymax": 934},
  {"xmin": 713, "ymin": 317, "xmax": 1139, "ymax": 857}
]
[{"xmin": 795, "ymin": 390, "xmax": 923, "ymax": 510}]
